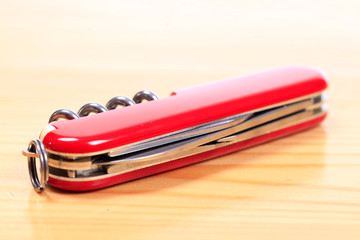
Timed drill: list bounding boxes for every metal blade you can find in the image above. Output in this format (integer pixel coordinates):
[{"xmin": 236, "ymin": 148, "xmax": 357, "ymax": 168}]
[{"xmin": 99, "ymin": 97, "xmax": 317, "ymax": 168}]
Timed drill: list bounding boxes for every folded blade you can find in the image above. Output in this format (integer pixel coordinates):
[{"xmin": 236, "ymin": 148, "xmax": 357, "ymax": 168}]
[{"xmin": 99, "ymin": 94, "xmax": 324, "ymax": 175}]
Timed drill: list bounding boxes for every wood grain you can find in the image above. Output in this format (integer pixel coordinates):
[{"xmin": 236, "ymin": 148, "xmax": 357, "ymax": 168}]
[{"xmin": 1, "ymin": 1, "xmax": 359, "ymax": 239}]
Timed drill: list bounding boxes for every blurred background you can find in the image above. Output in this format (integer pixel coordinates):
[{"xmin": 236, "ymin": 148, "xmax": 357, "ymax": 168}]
[{"xmin": 1, "ymin": 0, "xmax": 359, "ymax": 97}]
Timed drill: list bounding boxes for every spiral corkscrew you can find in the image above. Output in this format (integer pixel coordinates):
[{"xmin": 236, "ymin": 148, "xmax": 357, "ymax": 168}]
[
  {"xmin": 48, "ymin": 90, "xmax": 159, "ymax": 123},
  {"xmin": 22, "ymin": 89, "xmax": 158, "ymax": 192}
]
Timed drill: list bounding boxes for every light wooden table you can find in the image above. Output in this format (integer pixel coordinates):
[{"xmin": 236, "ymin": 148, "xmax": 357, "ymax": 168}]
[{"xmin": 1, "ymin": 1, "xmax": 359, "ymax": 239}]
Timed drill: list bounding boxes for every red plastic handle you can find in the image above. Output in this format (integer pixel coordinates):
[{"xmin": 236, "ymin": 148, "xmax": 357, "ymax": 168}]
[
  {"xmin": 48, "ymin": 115, "xmax": 326, "ymax": 191},
  {"xmin": 42, "ymin": 66, "xmax": 327, "ymax": 155}
]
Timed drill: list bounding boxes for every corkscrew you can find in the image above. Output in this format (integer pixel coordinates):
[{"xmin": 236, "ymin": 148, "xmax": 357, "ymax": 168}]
[
  {"xmin": 23, "ymin": 90, "xmax": 159, "ymax": 192},
  {"xmin": 48, "ymin": 90, "xmax": 159, "ymax": 123},
  {"xmin": 22, "ymin": 66, "xmax": 328, "ymax": 192}
]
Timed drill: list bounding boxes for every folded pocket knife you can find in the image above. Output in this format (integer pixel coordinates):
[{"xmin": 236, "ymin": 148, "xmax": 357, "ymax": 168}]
[{"xmin": 22, "ymin": 66, "xmax": 328, "ymax": 192}]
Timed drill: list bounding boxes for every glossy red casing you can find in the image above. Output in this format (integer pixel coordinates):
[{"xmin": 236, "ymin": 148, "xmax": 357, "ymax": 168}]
[{"xmin": 43, "ymin": 66, "xmax": 327, "ymax": 191}]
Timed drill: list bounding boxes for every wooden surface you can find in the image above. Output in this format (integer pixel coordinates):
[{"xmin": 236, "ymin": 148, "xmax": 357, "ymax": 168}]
[{"xmin": 1, "ymin": 1, "xmax": 360, "ymax": 239}]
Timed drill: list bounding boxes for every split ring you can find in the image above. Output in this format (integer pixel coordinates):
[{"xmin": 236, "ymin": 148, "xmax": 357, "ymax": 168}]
[{"xmin": 22, "ymin": 139, "xmax": 49, "ymax": 192}]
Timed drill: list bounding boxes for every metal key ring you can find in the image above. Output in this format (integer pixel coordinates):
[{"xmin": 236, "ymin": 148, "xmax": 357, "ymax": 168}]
[{"xmin": 22, "ymin": 139, "xmax": 48, "ymax": 192}]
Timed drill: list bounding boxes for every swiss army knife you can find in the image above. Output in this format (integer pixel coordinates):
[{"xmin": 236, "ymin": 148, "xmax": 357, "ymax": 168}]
[{"xmin": 22, "ymin": 66, "xmax": 328, "ymax": 192}]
